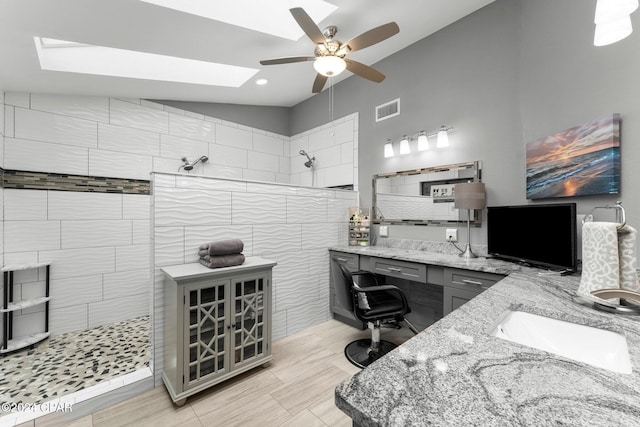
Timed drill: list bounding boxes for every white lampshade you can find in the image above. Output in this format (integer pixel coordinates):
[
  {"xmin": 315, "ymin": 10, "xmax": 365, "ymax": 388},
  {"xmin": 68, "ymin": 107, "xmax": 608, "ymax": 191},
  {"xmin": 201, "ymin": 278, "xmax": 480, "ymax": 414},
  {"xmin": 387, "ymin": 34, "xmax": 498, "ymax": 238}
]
[
  {"xmin": 594, "ymin": 14, "xmax": 634, "ymax": 45},
  {"xmin": 595, "ymin": 0, "xmax": 638, "ymax": 24},
  {"xmin": 436, "ymin": 126, "xmax": 450, "ymax": 148},
  {"xmin": 313, "ymin": 56, "xmax": 346, "ymax": 77},
  {"xmin": 384, "ymin": 139, "xmax": 394, "ymax": 158},
  {"xmin": 400, "ymin": 135, "xmax": 411, "ymax": 154},
  {"xmin": 417, "ymin": 132, "xmax": 429, "ymax": 151}
]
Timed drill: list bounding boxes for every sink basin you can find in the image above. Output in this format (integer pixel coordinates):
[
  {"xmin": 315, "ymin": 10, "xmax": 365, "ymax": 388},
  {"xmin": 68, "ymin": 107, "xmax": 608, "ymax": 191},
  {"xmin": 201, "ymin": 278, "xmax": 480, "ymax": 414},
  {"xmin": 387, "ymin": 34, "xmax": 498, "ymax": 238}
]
[{"xmin": 489, "ymin": 310, "xmax": 632, "ymax": 374}]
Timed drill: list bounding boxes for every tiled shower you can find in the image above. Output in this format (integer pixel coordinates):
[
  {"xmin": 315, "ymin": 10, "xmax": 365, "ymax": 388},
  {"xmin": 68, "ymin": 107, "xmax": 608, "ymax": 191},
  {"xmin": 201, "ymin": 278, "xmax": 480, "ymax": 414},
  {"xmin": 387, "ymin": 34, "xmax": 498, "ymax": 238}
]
[{"xmin": 0, "ymin": 91, "xmax": 359, "ymax": 409}]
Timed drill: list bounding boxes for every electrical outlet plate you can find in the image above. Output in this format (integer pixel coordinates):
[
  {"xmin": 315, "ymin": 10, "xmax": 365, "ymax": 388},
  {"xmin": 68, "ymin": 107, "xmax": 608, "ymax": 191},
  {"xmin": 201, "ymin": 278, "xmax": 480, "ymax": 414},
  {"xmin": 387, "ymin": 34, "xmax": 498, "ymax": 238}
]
[
  {"xmin": 446, "ymin": 229, "xmax": 458, "ymax": 242},
  {"xmin": 379, "ymin": 225, "xmax": 389, "ymax": 237}
]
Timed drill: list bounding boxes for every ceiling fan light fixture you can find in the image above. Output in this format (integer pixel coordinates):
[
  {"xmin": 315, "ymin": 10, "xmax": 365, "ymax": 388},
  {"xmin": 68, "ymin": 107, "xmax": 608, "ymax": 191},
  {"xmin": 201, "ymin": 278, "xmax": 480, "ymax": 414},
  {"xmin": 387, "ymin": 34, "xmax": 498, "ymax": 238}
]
[{"xmin": 313, "ymin": 56, "xmax": 346, "ymax": 77}]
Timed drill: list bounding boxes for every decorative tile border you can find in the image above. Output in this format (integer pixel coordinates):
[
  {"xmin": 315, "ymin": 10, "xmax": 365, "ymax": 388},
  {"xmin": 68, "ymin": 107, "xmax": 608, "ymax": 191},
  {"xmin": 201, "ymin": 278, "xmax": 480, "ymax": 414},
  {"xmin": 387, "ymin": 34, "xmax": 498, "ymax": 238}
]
[{"xmin": 1, "ymin": 169, "xmax": 150, "ymax": 194}]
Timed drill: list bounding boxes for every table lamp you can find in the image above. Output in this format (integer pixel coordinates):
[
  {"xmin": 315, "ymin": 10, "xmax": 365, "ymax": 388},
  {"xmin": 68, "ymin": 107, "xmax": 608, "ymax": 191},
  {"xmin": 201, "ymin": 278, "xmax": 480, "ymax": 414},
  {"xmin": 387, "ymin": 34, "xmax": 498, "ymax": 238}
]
[{"xmin": 454, "ymin": 182, "xmax": 486, "ymax": 259}]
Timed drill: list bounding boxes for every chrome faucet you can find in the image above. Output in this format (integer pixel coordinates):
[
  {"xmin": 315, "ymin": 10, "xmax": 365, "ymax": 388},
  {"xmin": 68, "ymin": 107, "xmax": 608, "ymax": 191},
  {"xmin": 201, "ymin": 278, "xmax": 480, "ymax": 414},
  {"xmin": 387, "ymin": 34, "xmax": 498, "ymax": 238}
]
[{"xmin": 591, "ymin": 289, "xmax": 640, "ymax": 314}]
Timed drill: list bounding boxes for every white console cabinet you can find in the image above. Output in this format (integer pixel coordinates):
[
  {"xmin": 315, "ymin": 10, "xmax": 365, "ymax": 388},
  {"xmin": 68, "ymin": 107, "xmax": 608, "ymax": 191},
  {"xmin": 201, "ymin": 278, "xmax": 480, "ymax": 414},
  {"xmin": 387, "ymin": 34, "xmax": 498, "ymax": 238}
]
[{"xmin": 161, "ymin": 257, "xmax": 276, "ymax": 405}]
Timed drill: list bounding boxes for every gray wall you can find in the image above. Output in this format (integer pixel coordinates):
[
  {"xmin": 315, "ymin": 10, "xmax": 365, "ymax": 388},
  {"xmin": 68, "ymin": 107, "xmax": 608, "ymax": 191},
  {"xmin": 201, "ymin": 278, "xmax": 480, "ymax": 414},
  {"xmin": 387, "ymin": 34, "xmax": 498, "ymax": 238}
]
[
  {"xmin": 155, "ymin": 0, "xmax": 640, "ymax": 247},
  {"xmin": 152, "ymin": 100, "xmax": 291, "ymax": 136},
  {"xmin": 519, "ymin": 1, "xmax": 640, "ymax": 224},
  {"xmin": 291, "ymin": 0, "xmax": 640, "ymax": 245}
]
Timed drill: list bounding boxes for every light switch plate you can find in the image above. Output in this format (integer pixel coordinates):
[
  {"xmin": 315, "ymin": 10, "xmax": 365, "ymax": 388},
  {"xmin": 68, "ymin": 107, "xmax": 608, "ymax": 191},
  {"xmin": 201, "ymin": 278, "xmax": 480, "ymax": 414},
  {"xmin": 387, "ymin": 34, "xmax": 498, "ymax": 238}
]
[{"xmin": 379, "ymin": 225, "xmax": 389, "ymax": 237}]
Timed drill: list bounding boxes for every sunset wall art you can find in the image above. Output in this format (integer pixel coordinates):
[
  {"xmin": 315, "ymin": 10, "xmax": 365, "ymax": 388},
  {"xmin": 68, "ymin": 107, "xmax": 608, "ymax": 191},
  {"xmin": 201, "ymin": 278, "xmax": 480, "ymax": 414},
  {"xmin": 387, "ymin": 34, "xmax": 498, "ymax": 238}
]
[{"xmin": 526, "ymin": 114, "xmax": 620, "ymax": 199}]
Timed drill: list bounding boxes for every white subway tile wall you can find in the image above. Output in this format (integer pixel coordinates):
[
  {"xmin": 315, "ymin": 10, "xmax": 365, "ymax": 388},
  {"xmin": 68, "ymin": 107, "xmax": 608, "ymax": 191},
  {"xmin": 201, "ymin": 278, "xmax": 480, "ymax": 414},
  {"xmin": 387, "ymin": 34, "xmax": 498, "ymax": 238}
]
[
  {"xmin": 1, "ymin": 91, "xmax": 357, "ymax": 353},
  {"xmin": 152, "ymin": 173, "xmax": 355, "ymax": 385}
]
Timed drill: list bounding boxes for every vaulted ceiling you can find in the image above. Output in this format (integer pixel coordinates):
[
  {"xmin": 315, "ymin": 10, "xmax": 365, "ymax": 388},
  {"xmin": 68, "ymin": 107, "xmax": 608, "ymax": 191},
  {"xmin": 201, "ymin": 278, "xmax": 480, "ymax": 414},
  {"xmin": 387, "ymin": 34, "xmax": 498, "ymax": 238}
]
[{"xmin": 0, "ymin": 0, "xmax": 494, "ymax": 107}]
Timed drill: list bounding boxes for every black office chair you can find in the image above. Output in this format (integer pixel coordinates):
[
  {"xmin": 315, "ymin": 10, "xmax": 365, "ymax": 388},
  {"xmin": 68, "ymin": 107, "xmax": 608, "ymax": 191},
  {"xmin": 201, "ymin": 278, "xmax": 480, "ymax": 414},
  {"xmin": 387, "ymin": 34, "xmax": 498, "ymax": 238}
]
[{"xmin": 335, "ymin": 261, "xmax": 419, "ymax": 368}]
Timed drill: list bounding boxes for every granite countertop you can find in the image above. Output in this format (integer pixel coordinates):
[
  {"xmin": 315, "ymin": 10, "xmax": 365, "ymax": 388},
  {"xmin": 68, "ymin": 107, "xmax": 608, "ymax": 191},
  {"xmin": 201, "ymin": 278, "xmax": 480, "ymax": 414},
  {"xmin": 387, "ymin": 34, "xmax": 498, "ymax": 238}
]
[
  {"xmin": 329, "ymin": 245, "xmax": 526, "ymax": 276},
  {"xmin": 332, "ymin": 246, "xmax": 640, "ymax": 426}
]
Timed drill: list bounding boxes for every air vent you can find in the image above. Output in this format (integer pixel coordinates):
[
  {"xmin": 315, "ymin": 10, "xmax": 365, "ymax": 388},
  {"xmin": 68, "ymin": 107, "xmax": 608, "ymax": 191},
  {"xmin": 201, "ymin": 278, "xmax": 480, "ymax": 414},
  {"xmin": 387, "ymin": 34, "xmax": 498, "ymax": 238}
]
[{"xmin": 375, "ymin": 98, "xmax": 400, "ymax": 122}]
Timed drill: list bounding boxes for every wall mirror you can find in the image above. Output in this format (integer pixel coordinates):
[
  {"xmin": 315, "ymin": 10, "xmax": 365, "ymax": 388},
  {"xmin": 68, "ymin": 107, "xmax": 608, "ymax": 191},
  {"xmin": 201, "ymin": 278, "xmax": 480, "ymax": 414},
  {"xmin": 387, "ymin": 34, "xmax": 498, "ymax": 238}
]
[{"xmin": 372, "ymin": 161, "xmax": 482, "ymax": 226}]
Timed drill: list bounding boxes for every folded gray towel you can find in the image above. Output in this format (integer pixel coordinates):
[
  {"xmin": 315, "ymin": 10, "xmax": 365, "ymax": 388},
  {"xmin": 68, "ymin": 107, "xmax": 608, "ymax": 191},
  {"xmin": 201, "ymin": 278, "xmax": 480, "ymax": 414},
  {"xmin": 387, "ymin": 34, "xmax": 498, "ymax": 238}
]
[
  {"xmin": 200, "ymin": 253, "xmax": 245, "ymax": 269},
  {"xmin": 199, "ymin": 239, "xmax": 244, "ymax": 256}
]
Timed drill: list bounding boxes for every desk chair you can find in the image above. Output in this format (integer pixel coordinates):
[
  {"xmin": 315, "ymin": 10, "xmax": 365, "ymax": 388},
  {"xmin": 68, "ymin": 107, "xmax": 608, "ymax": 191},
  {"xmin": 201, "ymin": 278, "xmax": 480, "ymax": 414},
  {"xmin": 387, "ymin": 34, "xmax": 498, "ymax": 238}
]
[{"xmin": 335, "ymin": 261, "xmax": 419, "ymax": 368}]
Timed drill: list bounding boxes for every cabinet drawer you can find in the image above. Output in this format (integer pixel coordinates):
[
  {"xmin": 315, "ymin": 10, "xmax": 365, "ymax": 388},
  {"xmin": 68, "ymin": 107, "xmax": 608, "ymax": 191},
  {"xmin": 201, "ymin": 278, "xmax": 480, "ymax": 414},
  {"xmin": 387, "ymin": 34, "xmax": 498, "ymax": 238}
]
[
  {"xmin": 371, "ymin": 258, "xmax": 427, "ymax": 282},
  {"xmin": 446, "ymin": 269, "xmax": 503, "ymax": 291},
  {"xmin": 443, "ymin": 286, "xmax": 482, "ymax": 317},
  {"xmin": 330, "ymin": 251, "xmax": 359, "ymax": 271}
]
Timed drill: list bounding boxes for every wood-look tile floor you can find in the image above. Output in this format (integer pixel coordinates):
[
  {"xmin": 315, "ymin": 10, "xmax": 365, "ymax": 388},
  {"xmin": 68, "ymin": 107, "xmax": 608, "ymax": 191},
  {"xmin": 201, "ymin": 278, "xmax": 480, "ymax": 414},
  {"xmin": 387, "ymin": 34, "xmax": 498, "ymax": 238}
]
[{"xmin": 22, "ymin": 319, "xmax": 414, "ymax": 427}]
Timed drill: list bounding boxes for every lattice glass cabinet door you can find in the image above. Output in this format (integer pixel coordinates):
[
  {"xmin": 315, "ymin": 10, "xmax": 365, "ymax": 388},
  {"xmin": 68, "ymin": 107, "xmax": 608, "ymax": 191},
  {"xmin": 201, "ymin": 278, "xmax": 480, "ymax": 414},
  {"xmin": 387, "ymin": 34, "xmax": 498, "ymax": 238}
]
[
  {"xmin": 232, "ymin": 274, "xmax": 269, "ymax": 369},
  {"xmin": 184, "ymin": 278, "xmax": 230, "ymax": 389}
]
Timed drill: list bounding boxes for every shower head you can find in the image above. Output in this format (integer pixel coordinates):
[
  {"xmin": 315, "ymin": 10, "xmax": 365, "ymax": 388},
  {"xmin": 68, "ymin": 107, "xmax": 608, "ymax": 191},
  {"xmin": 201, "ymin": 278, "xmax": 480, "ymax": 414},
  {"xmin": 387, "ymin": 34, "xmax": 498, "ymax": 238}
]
[
  {"xmin": 299, "ymin": 150, "xmax": 315, "ymax": 168},
  {"xmin": 178, "ymin": 155, "xmax": 208, "ymax": 172},
  {"xmin": 193, "ymin": 155, "xmax": 208, "ymax": 166},
  {"xmin": 299, "ymin": 150, "xmax": 311, "ymax": 161}
]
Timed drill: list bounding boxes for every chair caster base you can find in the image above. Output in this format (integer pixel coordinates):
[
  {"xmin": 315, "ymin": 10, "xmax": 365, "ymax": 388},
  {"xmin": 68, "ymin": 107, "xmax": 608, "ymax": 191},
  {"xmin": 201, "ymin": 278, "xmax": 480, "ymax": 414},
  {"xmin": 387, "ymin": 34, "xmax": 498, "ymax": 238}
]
[{"xmin": 345, "ymin": 339, "xmax": 397, "ymax": 369}]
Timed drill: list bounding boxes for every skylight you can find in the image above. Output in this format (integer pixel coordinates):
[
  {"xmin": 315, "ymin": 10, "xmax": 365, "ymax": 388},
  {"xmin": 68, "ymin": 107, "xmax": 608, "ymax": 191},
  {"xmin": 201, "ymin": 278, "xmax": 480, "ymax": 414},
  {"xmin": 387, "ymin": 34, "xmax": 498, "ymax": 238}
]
[
  {"xmin": 137, "ymin": 0, "xmax": 338, "ymax": 41},
  {"xmin": 34, "ymin": 37, "xmax": 259, "ymax": 87}
]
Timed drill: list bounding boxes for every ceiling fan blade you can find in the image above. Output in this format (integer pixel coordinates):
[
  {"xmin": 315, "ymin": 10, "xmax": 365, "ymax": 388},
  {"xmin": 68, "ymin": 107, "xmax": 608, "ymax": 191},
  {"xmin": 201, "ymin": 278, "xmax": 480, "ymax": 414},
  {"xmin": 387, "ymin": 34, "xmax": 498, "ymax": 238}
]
[
  {"xmin": 290, "ymin": 7, "xmax": 326, "ymax": 45},
  {"xmin": 260, "ymin": 56, "xmax": 315, "ymax": 66},
  {"xmin": 339, "ymin": 22, "xmax": 399, "ymax": 54},
  {"xmin": 345, "ymin": 59, "xmax": 385, "ymax": 83},
  {"xmin": 312, "ymin": 74, "xmax": 328, "ymax": 93}
]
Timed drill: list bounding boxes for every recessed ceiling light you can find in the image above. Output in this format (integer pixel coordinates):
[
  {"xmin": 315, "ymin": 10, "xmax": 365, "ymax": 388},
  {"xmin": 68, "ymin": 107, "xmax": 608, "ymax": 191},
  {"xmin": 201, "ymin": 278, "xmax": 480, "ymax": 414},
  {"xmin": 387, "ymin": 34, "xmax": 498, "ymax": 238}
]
[
  {"xmin": 256, "ymin": 78, "xmax": 268, "ymax": 85},
  {"xmin": 138, "ymin": 0, "xmax": 337, "ymax": 41},
  {"xmin": 34, "ymin": 37, "xmax": 259, "ymax": 87}
]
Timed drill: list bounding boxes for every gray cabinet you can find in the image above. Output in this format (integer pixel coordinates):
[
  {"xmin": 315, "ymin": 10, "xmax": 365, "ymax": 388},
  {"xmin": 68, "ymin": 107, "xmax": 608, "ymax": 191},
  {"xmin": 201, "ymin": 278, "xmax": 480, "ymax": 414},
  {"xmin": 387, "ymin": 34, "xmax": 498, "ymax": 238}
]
[
  {"xmin": 442, "ymin": 268, "xmax": 504, "ymax": 316},
  {"xmin": 161, "ymin": 257, "xmax": 276, "ymax": 405},
  {"xmin": 329, "ymin": 251, "xmax": 364, "ymax": 329}
]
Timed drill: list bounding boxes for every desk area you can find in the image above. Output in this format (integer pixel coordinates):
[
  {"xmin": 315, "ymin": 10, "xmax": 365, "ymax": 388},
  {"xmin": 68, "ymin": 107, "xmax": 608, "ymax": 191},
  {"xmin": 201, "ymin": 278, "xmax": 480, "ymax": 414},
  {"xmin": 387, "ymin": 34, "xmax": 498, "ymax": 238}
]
[
  {"xmin": 329, "ymin": 246, "xmax": 520, "ymax": 330},
  {"xmin": 330, "ymin": 246, "xmax": 640, "ymax": 426}
]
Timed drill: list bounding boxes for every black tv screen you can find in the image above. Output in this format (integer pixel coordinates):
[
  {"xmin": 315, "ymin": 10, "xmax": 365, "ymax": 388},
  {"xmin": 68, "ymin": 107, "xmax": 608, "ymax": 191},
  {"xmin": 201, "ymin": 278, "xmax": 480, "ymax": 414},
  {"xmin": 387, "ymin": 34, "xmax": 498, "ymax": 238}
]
[{"xmin": 487, "ymin": 203, "xmax": 578, "ymax": 272}]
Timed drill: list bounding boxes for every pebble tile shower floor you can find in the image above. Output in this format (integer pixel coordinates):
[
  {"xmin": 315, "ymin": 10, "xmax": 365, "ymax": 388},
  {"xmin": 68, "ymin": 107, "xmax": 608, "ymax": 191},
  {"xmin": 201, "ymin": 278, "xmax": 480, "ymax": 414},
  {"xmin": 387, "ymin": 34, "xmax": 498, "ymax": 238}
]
[{"xmin": 0, "ymin": 316, "xmax": 150, "ymax": 404}]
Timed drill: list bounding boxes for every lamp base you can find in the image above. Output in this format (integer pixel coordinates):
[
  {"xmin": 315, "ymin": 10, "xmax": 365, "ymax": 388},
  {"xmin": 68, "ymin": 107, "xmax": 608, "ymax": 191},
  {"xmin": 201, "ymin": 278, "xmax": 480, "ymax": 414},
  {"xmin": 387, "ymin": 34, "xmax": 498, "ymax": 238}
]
[{"xmin": 459, "ymin": 244, "xmax": 478, "ymax": 259}]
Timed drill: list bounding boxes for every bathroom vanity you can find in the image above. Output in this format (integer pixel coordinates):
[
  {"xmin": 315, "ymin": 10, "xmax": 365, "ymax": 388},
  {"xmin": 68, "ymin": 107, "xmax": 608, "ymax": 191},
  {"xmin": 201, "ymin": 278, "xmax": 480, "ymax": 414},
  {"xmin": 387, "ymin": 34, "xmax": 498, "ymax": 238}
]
[
  {"xmin": 161, "ymin": 257, "xmax": 276, "ymax": 406},
  {"xmin": 331, "ymin": 247, "xmax": 640, "ymax": 426}
]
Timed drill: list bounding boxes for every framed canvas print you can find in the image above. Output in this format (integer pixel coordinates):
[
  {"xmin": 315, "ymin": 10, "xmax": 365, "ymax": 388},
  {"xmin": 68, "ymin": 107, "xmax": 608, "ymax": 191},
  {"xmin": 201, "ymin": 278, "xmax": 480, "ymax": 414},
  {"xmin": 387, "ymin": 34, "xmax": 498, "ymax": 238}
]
[{"xmin": 526, "ymin": 114, "xmax": 620, "ymax": 200}]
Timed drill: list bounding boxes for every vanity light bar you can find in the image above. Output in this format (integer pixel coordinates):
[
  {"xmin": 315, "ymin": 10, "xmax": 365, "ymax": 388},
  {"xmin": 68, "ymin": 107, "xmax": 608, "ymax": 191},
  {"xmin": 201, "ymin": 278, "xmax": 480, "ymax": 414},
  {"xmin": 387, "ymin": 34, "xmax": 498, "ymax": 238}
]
[{"xmin": 383, "ymin": 126, "xmax": 453, "ymax": 157}]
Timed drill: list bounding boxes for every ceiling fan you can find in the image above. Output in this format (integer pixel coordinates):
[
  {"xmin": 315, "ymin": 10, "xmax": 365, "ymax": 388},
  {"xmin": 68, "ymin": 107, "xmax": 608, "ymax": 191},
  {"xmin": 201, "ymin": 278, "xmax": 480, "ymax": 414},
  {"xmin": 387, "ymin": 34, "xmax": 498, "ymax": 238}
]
[{"xmin": 260, "ymin": 7, "xmax": 399, "ymax": 93}]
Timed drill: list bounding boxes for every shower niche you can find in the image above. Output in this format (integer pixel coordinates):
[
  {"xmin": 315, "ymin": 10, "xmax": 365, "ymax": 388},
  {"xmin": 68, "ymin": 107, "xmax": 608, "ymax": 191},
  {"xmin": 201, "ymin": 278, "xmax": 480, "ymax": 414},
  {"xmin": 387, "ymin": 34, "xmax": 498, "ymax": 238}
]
[{"xmin": 1, "ymin": 263, "xmax": 51, "ymax": 354}]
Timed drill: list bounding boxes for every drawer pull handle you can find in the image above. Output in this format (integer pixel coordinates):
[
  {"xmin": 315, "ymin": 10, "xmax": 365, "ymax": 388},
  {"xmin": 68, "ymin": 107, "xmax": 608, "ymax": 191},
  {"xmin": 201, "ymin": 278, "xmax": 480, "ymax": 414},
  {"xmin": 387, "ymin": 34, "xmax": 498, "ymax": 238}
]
[
  {"xmin": 387, "ymin": 267, "xmax": 402, "ymax": 272},
  {"xmin": 462, "ymin": 279, "xmax": 483, "ymax": 286},
  {"xmin": 336, "ymin": 258, "xmax": 348, "ymax": 262}
]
